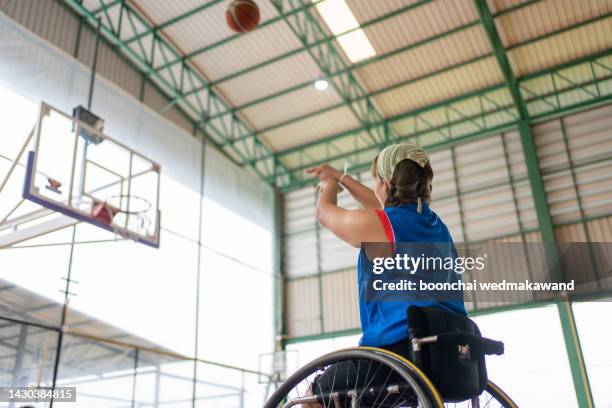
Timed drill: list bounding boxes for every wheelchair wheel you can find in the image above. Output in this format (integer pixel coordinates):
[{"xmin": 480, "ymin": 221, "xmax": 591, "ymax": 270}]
[
  {"xmin": 264, "ymin": 347, "xmax": 444, "ymax": 408},
  {"xmin": 264, "ymin": 347, "xmax": 518, "ymax": 408}
]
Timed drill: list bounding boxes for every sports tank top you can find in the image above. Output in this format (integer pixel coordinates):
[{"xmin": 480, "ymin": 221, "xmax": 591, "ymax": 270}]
[{"xmin": 357, "ymin": 202, "xmax": 467, "ymax": 347}]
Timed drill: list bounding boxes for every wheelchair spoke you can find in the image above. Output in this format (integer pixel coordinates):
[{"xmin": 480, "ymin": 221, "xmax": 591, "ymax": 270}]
[
  {"xmin": 480, "ymin": 393, "xmax": 494, "ymax": 408},
  {"xmin": 355, "ymin": 361, "xmax": 385, "ymax": 405},
  {"xmin": 326, "ymin": 365, "xmax": 337, "ymax": 408},
  {"xmin": 375, "ymin": 386, "xmax": 397, "ymax": 407},
  {"xmin": 389, "ymin": 389, "xmax": 414, "ymax": 408},
  {"xmin": 370, "ymin": 368, "xmax": 394, "ymax": 406},
  {"xmin": 441, "ymin": 387, "xmax": 509, "ymax": 408}
]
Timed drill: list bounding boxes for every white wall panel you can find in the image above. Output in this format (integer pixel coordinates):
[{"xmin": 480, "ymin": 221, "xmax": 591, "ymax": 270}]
[
  {"xmin": 285, "ymin": 230, "xmax": 318, "ymax": 278},
  {"xmin": 286, "ymin": 277, "xmax": 321, "ymax": 337},
  {"xmin": 319, "ymin": 229, "xmax": 359, "ymax": 273},
  {"xmin": 284, "ymin": 187, "xmax": 318, "ymax": 278},
  {"xmin": 321, "ymin": 269, "xmax": 360, "ymax": 333}
]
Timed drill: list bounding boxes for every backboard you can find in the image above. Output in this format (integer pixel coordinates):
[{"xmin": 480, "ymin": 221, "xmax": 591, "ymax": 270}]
[{"xmin": 21, "ymin": 102, "xmax": 161, "ymax": 247}]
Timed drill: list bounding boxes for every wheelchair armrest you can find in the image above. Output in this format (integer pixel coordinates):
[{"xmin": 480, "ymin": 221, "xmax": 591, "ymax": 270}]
[
  {"xmin": 411, "ymin": 332, "xmax": 504, "ymax": 355},
  {"xmin": 436, "ymin": 332, "xmax": 504, "ymax": 355}
]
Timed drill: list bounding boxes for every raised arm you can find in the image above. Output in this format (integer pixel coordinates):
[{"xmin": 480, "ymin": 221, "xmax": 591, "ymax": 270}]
[
  {"xmin": 314, "ymin": 178, "xmax": 388, "ymax": 248},
  {"xmin": 306, "ymin": 164, "xmax": 381, "ymax": 209}
]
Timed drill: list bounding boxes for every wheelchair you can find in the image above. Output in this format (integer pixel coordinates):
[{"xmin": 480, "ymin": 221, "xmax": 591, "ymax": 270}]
[{"xmin": 264, "ymin": 307, "xmax": 518, "ymax": 408}]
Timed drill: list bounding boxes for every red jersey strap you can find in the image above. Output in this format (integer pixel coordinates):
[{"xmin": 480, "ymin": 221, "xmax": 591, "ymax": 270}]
[{"xmin": 374, "ymin": 209, "xmax": 395, "ymax": 243}]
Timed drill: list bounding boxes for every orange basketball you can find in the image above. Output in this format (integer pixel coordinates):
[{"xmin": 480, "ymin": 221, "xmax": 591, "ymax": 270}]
[{"xmin": 226, "ymin": 0, "xmax": 260, "ymax": 33}]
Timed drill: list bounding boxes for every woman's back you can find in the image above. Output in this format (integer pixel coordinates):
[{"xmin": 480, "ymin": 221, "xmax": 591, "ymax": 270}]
[{"xmin": 357, "ymin": 202, "xmax": 467, "ymax": 347}]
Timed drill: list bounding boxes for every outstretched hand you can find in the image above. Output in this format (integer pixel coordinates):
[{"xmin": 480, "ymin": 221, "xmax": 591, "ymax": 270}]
[{"xmin": 306, "ymin": 164, "xmax": 342, "ymax": 181}]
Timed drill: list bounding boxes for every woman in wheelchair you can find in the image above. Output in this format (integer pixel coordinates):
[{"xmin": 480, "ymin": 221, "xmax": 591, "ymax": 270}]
[{"xmin": 264, "ymin": 144, "xmax": 515, "ymax": 407}]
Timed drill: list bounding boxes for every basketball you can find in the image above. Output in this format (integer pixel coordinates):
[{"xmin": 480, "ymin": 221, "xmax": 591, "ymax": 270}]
[{"xmin": 226, "ymin": 0, "xmax": 260, "ymax": 33}]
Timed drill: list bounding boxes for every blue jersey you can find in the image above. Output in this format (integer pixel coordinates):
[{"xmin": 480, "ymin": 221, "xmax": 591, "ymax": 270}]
[{"xmin": 357, "ymin": 202, "xmax": 467, "ymax": 347}]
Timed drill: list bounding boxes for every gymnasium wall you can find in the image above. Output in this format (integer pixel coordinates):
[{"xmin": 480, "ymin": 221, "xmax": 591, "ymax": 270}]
[{"xmin": 282, "ymin": 102, "xmax": 612, "ymax": 339}]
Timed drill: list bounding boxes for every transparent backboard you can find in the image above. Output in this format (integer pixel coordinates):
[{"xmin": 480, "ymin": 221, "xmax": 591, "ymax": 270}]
[{"xmin": 23, "ymin": 102, "xmax": 161, "ymax": 247}]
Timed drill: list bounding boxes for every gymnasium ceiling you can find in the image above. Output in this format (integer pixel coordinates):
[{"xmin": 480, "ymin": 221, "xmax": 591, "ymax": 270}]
[{"xmin": 67, "ymin": 0, "xmax": 612, "ymax": 190}]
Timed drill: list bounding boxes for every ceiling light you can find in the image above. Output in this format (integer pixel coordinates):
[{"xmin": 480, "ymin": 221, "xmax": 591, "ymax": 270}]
[
  {"xmin": 315, "ymin": 0, "xmax": 377, "ymax": 63},
  {"xmin": 336, "ymin": 30, "xmax": 376, "ymax": 63},
  {"xmin": 315, "ymin": 0, "xmax": 359, "ymax": 35},
  {"xmin": 314, "ymin": 78, "xmax": 329, "ymax": 91}
]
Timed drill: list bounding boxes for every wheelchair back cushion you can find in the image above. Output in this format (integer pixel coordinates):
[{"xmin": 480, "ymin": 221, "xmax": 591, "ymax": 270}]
[{"xmin": 407, "ymin": 306, "xmax": 487, "ymax": 401}]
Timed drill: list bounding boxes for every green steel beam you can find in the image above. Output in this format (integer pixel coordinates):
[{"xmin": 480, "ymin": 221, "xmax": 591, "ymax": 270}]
[
  {"xmin": 473, "ymin": 0, "xmax": 528, "ymax": 118},
  {"xmin": 474, "ymin": 1, "xmax": 594, "ymax": 406},
  {"xmin": 558, "ymin": 116, "xmax": 602, "ymax": 288},
  {"xmin": 474, "ymin": 0, "xmax": 556, "ymax": 261},
  {"xmin": 63, "ymin": 0, "xmax": 294, "ymax": 186},
  {"xmin": 270, "ymin": 0, "xmax": 395, "ymax": 147},
  {"xmin": 91, "ymin": 0, "xmax": 122, "ymax": 16},
  {"xmin": 516, "ymin": 119, "xmax": 556, "ymax": 242},
  {"xmin": 557, "ymin": 301, "xmax": 595, "ymax": 408}
]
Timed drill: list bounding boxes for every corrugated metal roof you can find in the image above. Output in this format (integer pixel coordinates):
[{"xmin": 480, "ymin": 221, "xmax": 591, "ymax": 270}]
[
  {"xmin": 355, "ymin": 25, "xmax": 491, "ymax": 92},
  {"xmin": 356, "ymin": 0, "xmax": 478, "ymax": 56},
  {"xmin": 486, "ymin": 0, "xmax": 534, "ymax": 15},
  {"xmin": 191, "ymin": 22, "xmax": 303, "ymax": 82},
  {"xmin": 495, "ymin": 0, "xmax": 611, "ymax": 46},
  {"xmin": 372, "ymin": 57, "xmax": 503, "ymax": 116},
  {"xmin": 347, "ymin": 0, "xmax": 426, "ymax": 22},
  {"xmin": 509, "ymin": 17, "xmax": 612, "ymax": 76},
  {"xmin": 94, "ymin": 0, "xmax": 610, "ymax": 178},
  {"xmin": 213, "ymin": 51, "xmax": 324, "ymax": 106},
  {"xmin": 240, "ymin": 84, "xmax": 344, "ymax": 130},
  {"xmin": 262, "ymin": 105, "xmax": 361, "ymax": 151}
]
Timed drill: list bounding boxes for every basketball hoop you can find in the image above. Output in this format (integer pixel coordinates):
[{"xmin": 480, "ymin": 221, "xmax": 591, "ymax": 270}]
[{"xmin": 91, "ymin": 194, "xmax": 152, "ymax": 239}]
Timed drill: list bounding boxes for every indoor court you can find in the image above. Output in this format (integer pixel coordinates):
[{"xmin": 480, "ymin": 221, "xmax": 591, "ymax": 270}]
[{"xmin": 0, "ymin": 0, "xmax": 611, "ymax": 407}]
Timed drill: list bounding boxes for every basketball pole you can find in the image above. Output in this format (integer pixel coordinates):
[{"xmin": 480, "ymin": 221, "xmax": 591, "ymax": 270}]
[
  {"xmin": 87, "ymin": 17, "xmax": 102, "ymax": 111},
  {"xmin": 76, "ymin": 16, "xmax": 102, "ymax": 202},
  {"xmin": 49, "ymin": 16, "xmax": 103, "ymax": 408}
]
